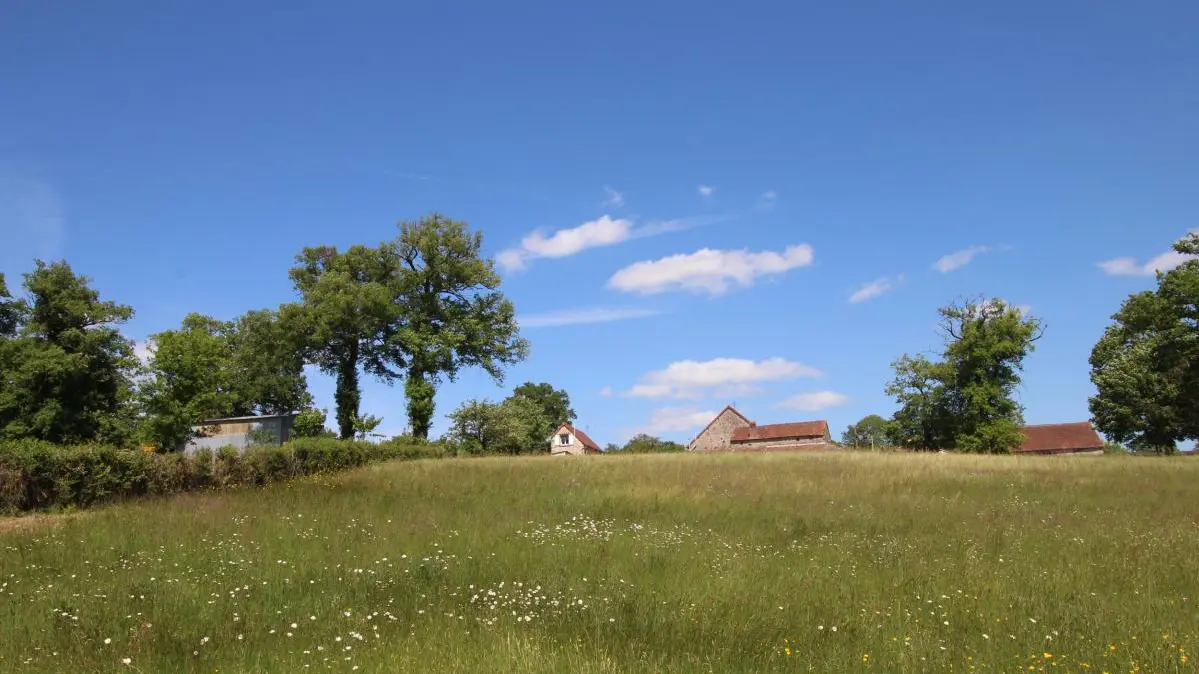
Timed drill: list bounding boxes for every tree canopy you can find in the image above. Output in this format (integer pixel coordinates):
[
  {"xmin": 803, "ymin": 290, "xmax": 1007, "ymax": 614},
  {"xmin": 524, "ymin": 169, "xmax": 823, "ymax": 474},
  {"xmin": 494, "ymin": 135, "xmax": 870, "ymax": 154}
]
[
  {"xmin": 285, "ymin": 213, "xmax": 527, "ymax": 440},
  {"xmin": 610, "ymin": 434, "xmax": 684, "ymax": 453},
  {"xmin": 140, "ymin": 311, "xmax": 311, "ymax": 449},
  {"xmin": 509, "ymin": 382, "xmax": 575, "ymax": 435},
  {"xmin": 387, "ymin": 214, "xmax": 528, "ymax": 439},
  {"xmin": 0, "ymin": 261, "xmax": 137, "ymax": 444},
  {"xmin": 1090, "ymin": 233, "xmax": 1199, "ymax": 453},
  {"xmin": 841, "ymin": 414, "xmax": 893, "ymax": 448},
  {"xmin": 886, "ymin": 298, "xmax": 1043, "ymax": 452}
]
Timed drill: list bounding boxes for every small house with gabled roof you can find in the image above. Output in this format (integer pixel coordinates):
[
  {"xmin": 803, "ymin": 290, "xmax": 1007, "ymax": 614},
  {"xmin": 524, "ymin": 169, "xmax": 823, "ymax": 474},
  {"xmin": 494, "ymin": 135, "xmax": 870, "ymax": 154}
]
[{"xmin": 549, "ymin": 423, "xmax": 602, "ymax": 456}]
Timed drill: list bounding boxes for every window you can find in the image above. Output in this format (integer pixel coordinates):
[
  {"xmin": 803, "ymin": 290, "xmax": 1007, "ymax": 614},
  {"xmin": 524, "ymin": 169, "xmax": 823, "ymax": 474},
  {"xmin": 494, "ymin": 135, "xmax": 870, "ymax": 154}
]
[{"xmin": 559, "ymin": 433, "xmax": 570, "ymax": 445}]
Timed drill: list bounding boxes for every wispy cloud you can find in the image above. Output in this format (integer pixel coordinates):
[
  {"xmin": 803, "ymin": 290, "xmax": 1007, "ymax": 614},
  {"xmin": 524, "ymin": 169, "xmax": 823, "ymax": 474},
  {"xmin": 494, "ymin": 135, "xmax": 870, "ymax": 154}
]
[
  {"xmin": 602, "ymin": 186, "xmax": 624, "ymax": 208},
  {"xmin": 756, "ymin": 190, "xmax": 777, "ymax": 211},
  {"xmin": 1098, "ymin": 231, "xmax": 1199, "ymax": 276},
  {"xmin": 599, "ymin": 386, "xmax": 612, "ymax": 397},
  {"xmin": 0, "ymin": 173, "xmax": 65, "ymax": 262},
  {"xmin": 697, "ymin": 185, "xmax": 714, "ymax": 198},
  {"xmin": 774, "ymin": 391, "xmax": 850, "ymax": 412},
  {"xmin": 498, "ymin": 214, "xmax": 720, "ymax": 272},
  {"xmin": 608, "ymin": 244, "xmax": 814, "ymax": 296},
  {"xmin": 518, "ymin": 306, "xmax": 661, "ymax": 328},
  {"xmin": 629, "ymin": 406, "xmax": 718, "ymax": 437},
  {"xmin": 848, "ymin": 275, "xmax": 903, "ymax": 303},
  {"xmin": 933, "ymin": 245, "xmax": 991, "ymax": 273},
  {"xmin": 623, "ymin": 357, "xmax": 822, "ymax": 400}
]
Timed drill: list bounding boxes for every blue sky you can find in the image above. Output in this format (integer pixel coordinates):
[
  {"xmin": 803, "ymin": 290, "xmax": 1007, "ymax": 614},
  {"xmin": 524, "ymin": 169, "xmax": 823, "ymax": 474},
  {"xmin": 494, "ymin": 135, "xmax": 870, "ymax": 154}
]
[{"xmin": 2, "ymin": 2, "xmax": 1197, "ymax": 444}]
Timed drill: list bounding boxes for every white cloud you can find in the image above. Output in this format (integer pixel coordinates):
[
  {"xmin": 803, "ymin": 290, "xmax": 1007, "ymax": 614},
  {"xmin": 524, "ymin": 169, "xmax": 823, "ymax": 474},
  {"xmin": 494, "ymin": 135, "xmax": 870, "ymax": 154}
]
[
  {"xmin": 608, "ymin": 244, "xmax": 814, "ymax": 296},
  {"xmin": 933, "ymin": 245, "xmax": 991, "ymax": 273},
  {"xmin": 133, "ymin": 339, "xmax": 156, "ymax": 364},
  {"xmin": 602, "ymin": 186, "xmax": 624, "ymax": 208},
  {"xmin": 1098, "ymin": 233, "xmax": 1199, "ymax": 276},
  {"xmin": 599, "ymin": 386, "xmax": 612, "ymax": 397},
  {"xmin": 848, "ymin": 276, "xmax": 899, "ymax": 303},
  {"xmin": 774, "ymin": 391, "xmax": 850, "ymax": 412},
  {"xmin": 756, "ymin": 190, "xmax": 777, "ymax": 211},
  {"xmin": 518, "ymin": 306, "xmax": 660, "ymax": 328},
  {"xmin": 498, "ymin": 214, "xmax": 716, "ymax": 271},
  {"xmin": 697, "ymin": 185, "xmax": 714, "ymax": 198},
  {"xmin": 624, "ymin": 357, "xmax": 822, "ymax": 399},
  {"xmin": 632, "ymin": 406, "xmax": 718, "ymax": 435}
]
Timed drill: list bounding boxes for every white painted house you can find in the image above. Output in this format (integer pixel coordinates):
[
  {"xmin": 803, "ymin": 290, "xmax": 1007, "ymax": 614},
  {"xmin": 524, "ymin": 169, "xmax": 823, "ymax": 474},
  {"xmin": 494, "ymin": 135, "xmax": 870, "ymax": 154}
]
[{"xmin": 548, "ymin": 423, "xmax": 602, "ymax": 456}]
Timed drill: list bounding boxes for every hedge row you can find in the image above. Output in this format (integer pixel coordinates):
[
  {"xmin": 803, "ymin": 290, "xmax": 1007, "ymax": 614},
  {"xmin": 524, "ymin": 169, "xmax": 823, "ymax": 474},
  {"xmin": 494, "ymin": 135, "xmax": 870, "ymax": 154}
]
[{"xmin": 0, "ymin": 437, "xmax": 451, "ymax": 514}]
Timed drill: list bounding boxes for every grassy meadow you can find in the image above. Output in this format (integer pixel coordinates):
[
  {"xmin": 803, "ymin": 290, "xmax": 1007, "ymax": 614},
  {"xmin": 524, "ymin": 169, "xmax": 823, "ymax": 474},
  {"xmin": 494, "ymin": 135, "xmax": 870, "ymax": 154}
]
[{"xmin": 2, "ymin": 452, "xmax": 1198, "ymax": 673}]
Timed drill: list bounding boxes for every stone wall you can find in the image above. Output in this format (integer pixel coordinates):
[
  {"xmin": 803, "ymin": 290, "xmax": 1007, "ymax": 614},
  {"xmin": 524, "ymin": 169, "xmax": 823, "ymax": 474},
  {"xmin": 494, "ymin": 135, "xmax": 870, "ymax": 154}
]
[
  {"xmin": 730, "ymin": 437, "xmax": 833, "ymax": 452},
  {"xmin": 687, "ymin": 409, "xmax": 752, "ymax": 452}
]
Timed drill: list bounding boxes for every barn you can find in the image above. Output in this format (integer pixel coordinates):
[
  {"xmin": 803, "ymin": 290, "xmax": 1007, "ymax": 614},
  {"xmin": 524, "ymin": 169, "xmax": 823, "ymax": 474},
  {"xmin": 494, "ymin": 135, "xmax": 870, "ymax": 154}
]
[{"xmin": 687, "ymin": 406, "xmax": 832, "ymax": 452}]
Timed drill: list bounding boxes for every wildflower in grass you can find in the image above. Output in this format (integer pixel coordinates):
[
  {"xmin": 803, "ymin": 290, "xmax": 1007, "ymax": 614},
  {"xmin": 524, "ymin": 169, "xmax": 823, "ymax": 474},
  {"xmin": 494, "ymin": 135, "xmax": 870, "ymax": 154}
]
[
  {"xmin": 121, "ymin": 658, "xmax": 131, "ymax": 666},
  {"xmin": 104, "ymin": 638, "xmax": 112, "ymax": 645}
]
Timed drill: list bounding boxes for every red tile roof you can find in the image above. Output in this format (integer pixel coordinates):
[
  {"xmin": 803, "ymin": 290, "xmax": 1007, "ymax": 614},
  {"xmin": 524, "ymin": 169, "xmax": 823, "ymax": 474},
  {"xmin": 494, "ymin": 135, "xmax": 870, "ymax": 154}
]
[
  {"xmin": 561, "ymin": 424, "xmax": 601, "ymax": 452},
  {"xmin": 1016, "ymin": 422, "xmax": 1104, "ymax": 454},
  {"xmin": 731, "ymin": 420, "xmax": 828, "ymax": 443}
]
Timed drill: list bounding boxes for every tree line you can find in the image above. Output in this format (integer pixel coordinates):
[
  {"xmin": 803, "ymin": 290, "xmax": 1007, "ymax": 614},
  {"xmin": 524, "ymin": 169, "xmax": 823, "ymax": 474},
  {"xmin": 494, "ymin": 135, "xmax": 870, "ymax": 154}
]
[
  {"xmin": 0, "ymin": 213, "xmax": 528, "ymax": 450},
  {"xmin": 842, "ymin": 233, "xmax": 1199, "ymax": 454}
]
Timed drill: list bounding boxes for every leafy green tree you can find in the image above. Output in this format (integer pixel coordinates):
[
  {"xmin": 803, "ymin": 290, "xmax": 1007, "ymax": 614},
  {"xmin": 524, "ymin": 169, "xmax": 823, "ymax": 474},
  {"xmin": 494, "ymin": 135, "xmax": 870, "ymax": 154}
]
[
  {"xmin": 0, "ymin": 273, "xmax": 23, "ymax": 337},
  {"xmin": 285, "ymin": 244, "xmax": 400, "ymax": 439},
  {"xmin": 139, "ymin": 314, "xmax": 240, "ymax": 449},
  {"xmin": 353, "ymin": 413, "xmax": 383, "ymax": 441},
  {"xmin": 388, "ymin": 214, "xmax": 528, "ymax": 440},
  {"xmin": 292, "ymin": 408, "xmax": 332, "ymax": 438},
  {"xmin": 509, "ymin": 382, "xmax": 575, "ymax": 435},
  {"xmin": 885, "ymin": 354, "xmax": 953, "ymax": 450},
  {"xmin": 841, "ymin": 414, "xmax": 893, "ymax": 449},
  {"xmin": 0, "ymin": 261, "xmax": 137, "ymax": 444},
  {"xmin": 446, "ymin": 396, "xmax": 549, "ymax": 455},
  {"xmin": 229, "ymin": 309, "xmax": 311, "ymax": 415},
  {"xmin": 614, "ymin": 434, "xmax": 684, "ymax": 453},
  {"xmin": 1089, "ymin": 234, "xmax": 1199, "ymax": 453},
  {"xmin": 886, "ymin": 298, "xmax": 1043, "ymax": 453}
]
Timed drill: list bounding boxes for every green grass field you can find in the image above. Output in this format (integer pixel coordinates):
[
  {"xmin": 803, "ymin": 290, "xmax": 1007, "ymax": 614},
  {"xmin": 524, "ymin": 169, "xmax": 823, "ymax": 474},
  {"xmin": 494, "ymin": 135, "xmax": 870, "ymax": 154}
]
[{"xmin": 2, "ymin": 452, "xmax": 1198, "ymax": 673}]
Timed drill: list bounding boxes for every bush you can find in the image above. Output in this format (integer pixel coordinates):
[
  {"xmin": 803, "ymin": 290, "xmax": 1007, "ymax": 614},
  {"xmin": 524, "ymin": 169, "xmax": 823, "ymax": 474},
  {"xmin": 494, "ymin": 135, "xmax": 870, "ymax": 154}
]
[{"xmin": 0, "ymin": 437, "xmax": 455, "ymax": 514}]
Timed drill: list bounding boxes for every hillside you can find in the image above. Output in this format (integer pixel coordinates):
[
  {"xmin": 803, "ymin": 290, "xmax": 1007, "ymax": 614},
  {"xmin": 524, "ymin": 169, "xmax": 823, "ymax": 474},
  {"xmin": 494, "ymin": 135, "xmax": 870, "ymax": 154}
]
[{"xmin": 2, "ymin": 453, "xmax": 1198, "ymax": 673}]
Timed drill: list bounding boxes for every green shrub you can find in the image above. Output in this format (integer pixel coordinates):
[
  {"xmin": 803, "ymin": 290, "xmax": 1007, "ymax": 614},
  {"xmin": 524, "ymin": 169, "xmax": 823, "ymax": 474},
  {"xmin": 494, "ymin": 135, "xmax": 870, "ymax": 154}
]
[{"xmin": 0, "ymin": 437, "xmax": 453, "ymax": 514}]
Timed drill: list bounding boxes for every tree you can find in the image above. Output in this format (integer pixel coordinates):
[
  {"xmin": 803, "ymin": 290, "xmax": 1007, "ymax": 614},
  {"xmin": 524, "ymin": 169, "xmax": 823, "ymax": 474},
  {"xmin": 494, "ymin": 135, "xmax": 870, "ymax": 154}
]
[
  {"xmin": 0, "ymin": 273, "xmax": 22, "ymax": 338},
  {"xmin": 885, "ymin": 354, "xmax": 953, "ymax": 450},
  {"xmin": 292, "ymin": 408, "xmax": 332, "ymax": 438},
  {"xmin": 613, "ymin": 434, "xmax": 685, "ymax": 453},
  {"xmin": 0, "ymin": 261, "xmax": 137, "ymax": 444},
  {"xmin": 885, "ymin": 298, "xmax": 1043, "ymax": 452},
  {"xmin": 285, "ymin": 244, "xmax": 401, "ymax": 439},
  {"xmin": 139, "ymin": 313, "xmax": 239, "ymax": 450},
  {"xmin": 140, "ymin": 311, "xmax": 313, "ymax": 449},
  {"xmin": 445, "ymin": 396, "xmax": 549, "ymax": 455},
  {"xmin": 841, "ymin": 414, "xmax": 893, "ymax": 449},
  {"xmin": 228, "ymin": 309, "xmax": 311, "ymax": 415},
  {"xmin": 1089, "ymin": 233, "xmax": 1199, "ymax": 453},
  {"xmin": 388, "ymin": 214, "xmax": 529, "ymax": 440},
  {"xmin": 509, "ymin": 382, "xmax": 575, "ymax": 435}
]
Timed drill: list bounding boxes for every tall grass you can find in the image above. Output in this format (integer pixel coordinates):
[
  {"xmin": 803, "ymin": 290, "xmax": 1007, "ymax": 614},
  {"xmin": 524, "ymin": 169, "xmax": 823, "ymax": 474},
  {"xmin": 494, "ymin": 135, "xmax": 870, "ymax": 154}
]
[{"xmin": 1, "ymin": 452, "xmax": 1197, "ymax": 672}]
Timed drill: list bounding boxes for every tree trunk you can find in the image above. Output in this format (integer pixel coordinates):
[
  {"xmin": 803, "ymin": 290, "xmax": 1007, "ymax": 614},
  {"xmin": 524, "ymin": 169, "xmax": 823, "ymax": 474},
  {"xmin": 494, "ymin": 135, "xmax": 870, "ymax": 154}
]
[
  {"xmin": 334, "ymin": 344, "xmax": 360, "ymax": 440},
  {"xmin": 405, "ymin": 370, "xmax": 435, "ymax": 440}
]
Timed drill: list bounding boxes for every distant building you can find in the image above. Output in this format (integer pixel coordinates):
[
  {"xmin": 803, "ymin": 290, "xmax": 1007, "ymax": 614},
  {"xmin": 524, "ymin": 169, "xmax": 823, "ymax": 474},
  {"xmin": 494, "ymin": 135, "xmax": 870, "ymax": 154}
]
[
  {"xmin": 548, "ymin": 423, "xmax": 602, "ymax": 456},
  {"xmin": 687, "ymin": 406, "xmax": 832, "ymax": 452},
  {"xmin": 185, "ymin": 413, "xmax": 298, "ymax": 453},
  {"xmin": 1015, "ymin": 422, "xmax": 1104, "ymax": 455}
]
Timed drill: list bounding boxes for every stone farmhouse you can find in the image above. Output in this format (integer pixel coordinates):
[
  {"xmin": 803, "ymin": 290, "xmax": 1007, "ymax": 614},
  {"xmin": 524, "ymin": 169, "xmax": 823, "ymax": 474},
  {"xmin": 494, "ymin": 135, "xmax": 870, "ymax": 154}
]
[
  {"xmin": 1014, "ymin": 422, "xmax": 1105, "ymax": 455},
  {"xmin": 688, "ymin": 406, "xmax": 832, "ymax": 452},
  {"xmin": 548, "ymin": 423, "xmax": 602, "ymax": 456}
]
